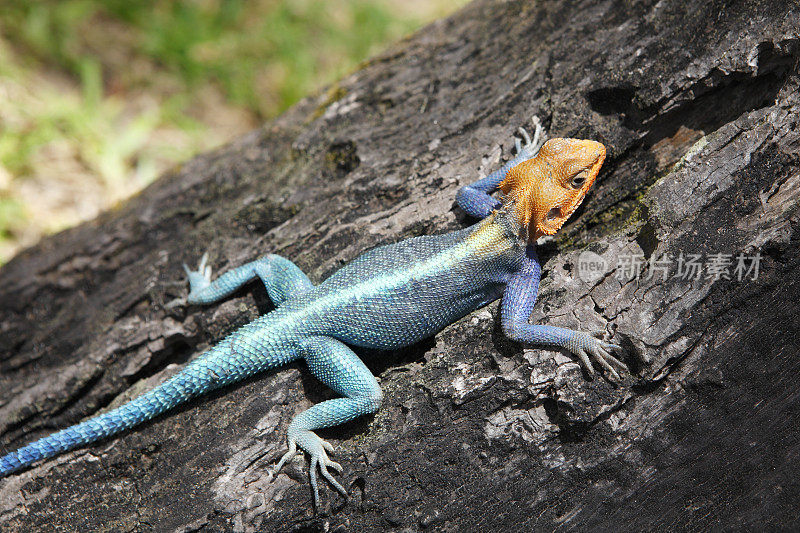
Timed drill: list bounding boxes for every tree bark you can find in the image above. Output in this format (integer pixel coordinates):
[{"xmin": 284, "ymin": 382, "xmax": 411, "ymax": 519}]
[{"xmin": 1, "ymin": 1, "xmax": 799, "ymax": 531}]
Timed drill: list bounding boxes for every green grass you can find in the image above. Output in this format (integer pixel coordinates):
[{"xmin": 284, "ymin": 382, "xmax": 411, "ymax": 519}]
[
  {"xmin": 2, "ymin": 0, "xmax": 456, "ymax": 118},
  {"xmin": 0, "ymin": 0, "xmax": 467, "ymax": 263}
]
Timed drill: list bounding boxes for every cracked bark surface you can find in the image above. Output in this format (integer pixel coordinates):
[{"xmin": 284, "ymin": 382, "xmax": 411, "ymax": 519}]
[{"xmin": 1, "ymin": 1, "xmax": 799, "ymax": 531}]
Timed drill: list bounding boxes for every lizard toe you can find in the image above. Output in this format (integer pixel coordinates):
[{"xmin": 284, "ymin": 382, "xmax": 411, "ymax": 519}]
[
  {"xmin": 319, "ymin": 459, "xmax": 347, "ymax": 496},
  {"xmin": 591, "ymin": 347, "xmax": 621, "ymax": 382},
  {"xmin": 183, "ymin": 253, "xmax": 215, "ymax": 298},
  {"xmin": 272, "ymin": 440, "xmax": 298, "ymax": 477},
  {"xmin": 518, "ymin": 126, "xmax": 532, "ymax": 147},
  {"xmin": 286, "ymin": 428, "xmax": 349, "ymax": 507},
  {"xmin": 308, "ymin": 444, "xmax": 347, "ymax": 507},
  {"xmin": 600, "ymin": 344, "xmax": 628, "ymax": 370},
  {"xmin": 575, "ymin": 348, "xmax": 596, "ymax": 379}
]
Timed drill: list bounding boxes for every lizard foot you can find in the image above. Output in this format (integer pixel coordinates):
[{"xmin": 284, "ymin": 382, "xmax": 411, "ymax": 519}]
[
  {"xmin": 515, "ymin": 116, "xmax": 547, "ymax": 158},
  {"xmin": 183, "ymin": 252, "xmax": 212, "ymax": 300},
  {"xmin": 273, "ymin": 429, "xmax": 346, "ymax": 508},
  {"xmin": 572, "ymin": 331, "xmax": 627, "ymax": 382}
]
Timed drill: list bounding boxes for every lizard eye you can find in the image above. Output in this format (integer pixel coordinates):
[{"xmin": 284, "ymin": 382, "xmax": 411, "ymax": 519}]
[{"xmin": 570, "ymin": 171, "xmax": 588, "ymax": 188}]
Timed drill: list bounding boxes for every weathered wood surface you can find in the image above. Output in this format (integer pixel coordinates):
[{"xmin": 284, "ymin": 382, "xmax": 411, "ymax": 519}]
[{"xmin": 1, "ymin": 1, "xmax": 799, "ymax": 530}]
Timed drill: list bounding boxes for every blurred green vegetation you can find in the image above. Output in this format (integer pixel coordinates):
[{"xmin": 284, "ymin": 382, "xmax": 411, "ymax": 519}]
[{"xmin": 0, "ymin": 0, "xmax": 466, "ymax": 262}]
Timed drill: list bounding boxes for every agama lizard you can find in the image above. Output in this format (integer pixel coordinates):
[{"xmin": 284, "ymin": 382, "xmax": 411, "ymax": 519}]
[{"xmin": 0, "ymin": 122, "xmax": 626, "ymax": 507}]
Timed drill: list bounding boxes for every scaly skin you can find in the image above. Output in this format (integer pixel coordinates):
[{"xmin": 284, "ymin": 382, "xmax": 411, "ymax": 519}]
[{"xmin": 0, "ymin": 121, "xmax": 626, "ymax": 508}]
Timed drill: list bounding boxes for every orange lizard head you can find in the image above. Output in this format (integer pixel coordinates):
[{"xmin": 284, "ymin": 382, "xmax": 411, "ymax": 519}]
[{"xmin": 499, "ymin": 138, "xmax": 605, "ymax": 240}]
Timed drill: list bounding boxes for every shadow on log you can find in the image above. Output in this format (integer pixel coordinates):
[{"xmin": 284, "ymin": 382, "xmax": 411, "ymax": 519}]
[{"xmin": 1, "ymin": 0, "xmax": 799, "ymax": 530}]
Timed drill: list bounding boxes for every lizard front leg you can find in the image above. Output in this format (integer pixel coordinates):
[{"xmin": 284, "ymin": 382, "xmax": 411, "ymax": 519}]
[
  {"xmin": 184, "ymin": 253, "xmax": 313, "ymax": 306},
  {"xmin": 502, "ymin": 246, "xmax": 627, "ymax": 380},
  {"xmin": 455, "ymin": 118, "xmax": 546, "ymax": 219},
  {"xmin": 273, "ymin": 336, "xmax": 382, "ymax": 507}
]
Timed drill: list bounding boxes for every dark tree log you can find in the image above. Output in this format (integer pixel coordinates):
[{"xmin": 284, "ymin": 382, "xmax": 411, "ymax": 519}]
[{"xmin": 1, "ymin": 1, "xmax": 799, "ymax": 530}]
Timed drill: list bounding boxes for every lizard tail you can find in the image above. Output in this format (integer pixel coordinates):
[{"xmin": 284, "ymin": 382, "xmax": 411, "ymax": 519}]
[{"xmin": 0, "ymin": 333, "xmax": 287, "ymax": 478}]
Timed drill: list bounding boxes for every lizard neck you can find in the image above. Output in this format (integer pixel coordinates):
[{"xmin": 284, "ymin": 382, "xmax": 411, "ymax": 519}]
[
  {"xmin": 498, "ymin": 194, "xmax": 543, "ymax": 242},
  {"xmin": 489, "ymin": 205, "xmax": 529, "ymax": 246},
  {"xmin": 463, "ymin": 209, "xmax": 528, "ymax": 261}
]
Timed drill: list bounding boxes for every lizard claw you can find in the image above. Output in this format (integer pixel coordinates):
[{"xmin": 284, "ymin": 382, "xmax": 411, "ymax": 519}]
[
  {"xmin": 272, "ymin": 440, "xmax": 298, "ymax": 477},
  {"xmin": 518, "ymin": 126, "xmax": 532, "ymax": 148},
  {"xmin": 164, "ymin": 297, "xmax": 187, "ymax": 310},
  {"xmin": 313, "ymin": 451, "xmax": 346, "ymax": 499},
  {"xmin": 184, "ymin": 253, "xmax": 213, "ymax": 301},
  {"xmin": 574, "ymin": 332, "xmax": 628, "ymax": 382},
  {"xmin": 273, "ymin": 429, "xmax": 348, "ymax": 509},
  {"xmin": 516, "ymin": 117, "xmax": 547, "ymax": 158}
]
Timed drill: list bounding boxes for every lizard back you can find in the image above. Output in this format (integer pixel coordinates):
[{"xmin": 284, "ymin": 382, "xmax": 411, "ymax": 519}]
[{"xmin": 287, "ymin": 212, "xmax": 526, "ymax": 349}]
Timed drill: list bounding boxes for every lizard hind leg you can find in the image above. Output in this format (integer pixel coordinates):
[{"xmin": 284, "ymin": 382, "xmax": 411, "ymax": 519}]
[
  {"xmin": 272, "ymin": 336, "xmax": 382, "ymax": 508},
  {"xmin": 183, "ymin": 253, "xmax": 313, "ymax": 306}
]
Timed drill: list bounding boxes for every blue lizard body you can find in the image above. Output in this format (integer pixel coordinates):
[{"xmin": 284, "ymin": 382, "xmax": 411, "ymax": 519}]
[{"xmin": 0, "ymin": 124, "xmax": 625, "ymax": 506}]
